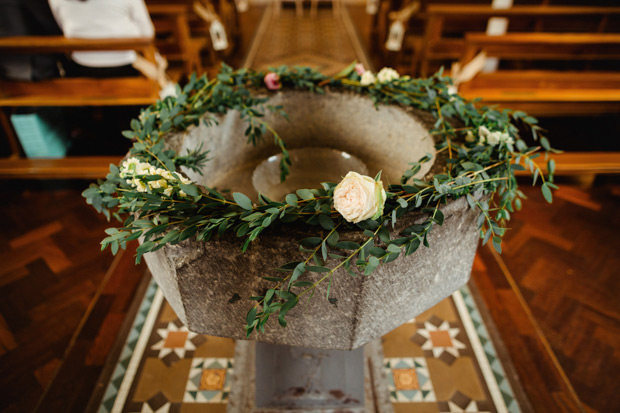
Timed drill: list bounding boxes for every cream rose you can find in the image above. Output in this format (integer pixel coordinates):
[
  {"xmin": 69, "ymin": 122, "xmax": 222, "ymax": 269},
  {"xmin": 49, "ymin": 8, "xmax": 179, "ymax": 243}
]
[{"xmin": 333, "ymin": 171, "xmax": 387, "ymax": 223}]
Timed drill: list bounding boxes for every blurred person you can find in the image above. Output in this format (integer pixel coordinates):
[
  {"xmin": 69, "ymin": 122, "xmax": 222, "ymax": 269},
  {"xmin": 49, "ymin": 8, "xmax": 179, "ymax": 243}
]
[
  {"xmin": 0, "ymin": 0, "xmax": 62, "ymax": 80},
  {"xmin": 48, "ymin": 0, "xmax": 155, "ymax": 77}
]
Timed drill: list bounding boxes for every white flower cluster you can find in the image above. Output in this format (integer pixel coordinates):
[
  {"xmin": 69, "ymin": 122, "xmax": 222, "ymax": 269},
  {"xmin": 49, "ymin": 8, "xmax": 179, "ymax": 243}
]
[
  {"xmin": 359, "ymin": 67, "xmax": 400, "ymax": 86},
  {"xmin": 119, "ymin": 157, "xmax": 193, "ymax": 197},
  {"xmin": 467, "ymin": 126, "xmax": 514, "ymax": 147},
  {"xmin": 377, "ymin": 67, "xmax": 399, "ymax": 83},
  {"xmin": 360, "ymin": 71, "xmax": 376, "ymax": 86}
]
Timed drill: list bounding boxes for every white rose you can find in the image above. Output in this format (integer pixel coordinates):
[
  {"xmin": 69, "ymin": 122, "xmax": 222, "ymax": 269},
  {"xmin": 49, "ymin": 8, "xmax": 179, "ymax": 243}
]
[
  {"xmin": 486, "ymin": 131, "xmax": 501, "ymax": 146},
  {"xmin": 500, "ymin": 132, "xmax": 514, "ymax": 145},
  {"xmin": 377, "ymin": 67, "xmax": 399, "ymax": 83},
  {"xmin": 476, "ymin": 126, "xmax": 491, "ymax": 145},
  {"xmin": 360, "ymin": 71, "xmax": 376, "ymax": 86},
  {"xmin": 333, "ymin": 171, "xmax": 387, "ymax": 223},
  {"xmin": 465, "ymin": 130, "xmax": 476, "ymax": 143}
]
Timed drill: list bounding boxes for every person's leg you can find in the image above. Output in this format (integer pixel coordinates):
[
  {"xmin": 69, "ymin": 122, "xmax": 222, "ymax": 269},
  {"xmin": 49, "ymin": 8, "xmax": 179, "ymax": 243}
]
[
  {"xmin": 0, "ymin": 0, "xmax": 33, "ymax": 80},
  {"xmin": 63, "ymin": 61, "xmax": 140, "ymax": 78}
]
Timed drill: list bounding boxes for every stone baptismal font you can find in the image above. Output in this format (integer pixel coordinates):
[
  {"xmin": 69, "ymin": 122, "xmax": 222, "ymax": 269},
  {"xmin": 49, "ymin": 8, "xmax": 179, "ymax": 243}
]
[{"xmin": 143, "ymin": 90, "xmax": 481, "ymax": 411}]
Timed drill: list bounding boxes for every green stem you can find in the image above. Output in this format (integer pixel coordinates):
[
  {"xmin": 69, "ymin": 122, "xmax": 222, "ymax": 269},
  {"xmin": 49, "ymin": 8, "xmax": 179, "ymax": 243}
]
[
  {"xmin": 253, "ymin": 222, "xmax": 343, "ymax": 308},
  {"xmin": 297, "ymin": 224, "xmax": 382, "ymax": 299}
]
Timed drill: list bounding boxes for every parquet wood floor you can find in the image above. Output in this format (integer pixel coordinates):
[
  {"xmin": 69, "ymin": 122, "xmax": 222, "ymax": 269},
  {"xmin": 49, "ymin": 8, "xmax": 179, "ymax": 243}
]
[
  {"xmin": 0, "ymin": 181, "xmax": 145, "ymax": 413},
  {"xmin": 482, "ymin": 179, "xmax": 620, "ymax": 412}
]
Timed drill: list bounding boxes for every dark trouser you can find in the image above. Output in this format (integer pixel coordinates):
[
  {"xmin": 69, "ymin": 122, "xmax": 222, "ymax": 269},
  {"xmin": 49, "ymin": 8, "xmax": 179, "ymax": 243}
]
[
  {"xmin": 62, "ymin": 61, "xmax": 141, "ymax": 78},
  {"xmin": 0, "ymin": 0, "xmax": 61, "ymax": 80}
]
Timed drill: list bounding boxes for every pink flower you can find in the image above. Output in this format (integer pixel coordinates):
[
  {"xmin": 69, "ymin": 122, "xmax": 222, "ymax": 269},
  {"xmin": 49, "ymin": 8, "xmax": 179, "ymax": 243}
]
[
  {"xmin": 355, "ymin": 63, "xmax": 366, "ymax": 76},
  {"xmin": 264, "ymin": 72, "xmax": 281, "ymax": 90}
]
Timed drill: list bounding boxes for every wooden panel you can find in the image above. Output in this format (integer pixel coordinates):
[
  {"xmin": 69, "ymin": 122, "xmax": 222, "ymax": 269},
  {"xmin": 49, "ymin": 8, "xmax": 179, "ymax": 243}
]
[
  {"xmin": 0, "ymin": 157, "xmax": 122, "ymax": 180},
  {"xmin": 466, "ymin": 32, "xmax": 620, "ymax": 46},
  {"xmin": 463, "ymin": 32, "xmax": 620, "ymax": 60},
  {"xmin": 0, "ymin": 36, "xmax": 154, "ymax": 53},
  {"xmin": 0, "ymin": 78, "xmax": 159, "ymax": 107},
  {"xmin": 461, "ymin": 87, "xmax": 620, "ymax": 102},
  {"xmin": 426, "ymin": 5, "xmax": 620, "ymax": 17},
  {"xmin": 148, "ymin": 2, "xmax": 205, "ymax": 75},
  {"xmin": 459, "ymin": 71, "xmax": 620, "ymax": 90},
  {"xmin": 147, "ymin": 3, "xmax": 192, "ymax": 15},
  {"xmin": 473, "ymin": 102, "xmax": 620, "ymax": 116},
  {"xmin": 513, "ymin": 152, "xmax": 620, "ymax": 176}
]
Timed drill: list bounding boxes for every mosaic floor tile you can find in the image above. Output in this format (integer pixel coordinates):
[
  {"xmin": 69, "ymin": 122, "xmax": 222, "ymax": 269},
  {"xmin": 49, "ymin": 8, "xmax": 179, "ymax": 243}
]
[
  {"xmin": 183, "ymin": 358, "xmax": 233, "ymax": 403},
  {"xmin": 417, "ymin": 319, "xmax": 467, "ymax": 359},
  {"xmin": 97, "ymin": 283, "xmax": 523, "ymax": 412},
  {"xmin": 385, "ymin": 357, "xmax": 436, "ymax": 402},
  {"xmin": 426, "ymin": 358, "xmax": 486, "ymax": 402},
  {"xmin": 132, "ymin": 359, "xmax": 192, "ymax": 403},
  {"xmin": 96, "ymin": 280, "xmax": 524, "ymax": 412},
  {"xmin": 151, "ymin": 322, "xmax": 201, "ymax": 361},
  {"xmin": 456, "ymin": 286, "xmax": 521, "ymax": 413},
  {"xmin": 97, "ymin": 281, "xmax": 159, "ymax": 413},
  {"xmin": 439, "ymin": 400, "xmax": 492, "ymax": 412}
]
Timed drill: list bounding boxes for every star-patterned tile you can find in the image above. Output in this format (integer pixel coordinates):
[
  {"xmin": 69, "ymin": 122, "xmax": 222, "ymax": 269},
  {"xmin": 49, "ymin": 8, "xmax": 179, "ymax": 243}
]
[{"xmin": 183, "ymin": 358, "xmax": 234, "ymax": 403}]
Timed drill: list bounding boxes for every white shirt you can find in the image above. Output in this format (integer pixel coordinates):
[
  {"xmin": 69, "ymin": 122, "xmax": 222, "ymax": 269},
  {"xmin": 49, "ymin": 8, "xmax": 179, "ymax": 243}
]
[{"xmin": 48, "ymin": 0, "xmax": 154, "ymax": 67}]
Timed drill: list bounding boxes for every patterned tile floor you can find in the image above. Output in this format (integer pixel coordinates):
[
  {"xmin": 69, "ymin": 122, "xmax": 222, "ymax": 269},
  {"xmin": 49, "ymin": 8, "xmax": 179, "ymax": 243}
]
[{"xmin": 95, "ymin": 279, "xmax": 521, "ymax": 413}]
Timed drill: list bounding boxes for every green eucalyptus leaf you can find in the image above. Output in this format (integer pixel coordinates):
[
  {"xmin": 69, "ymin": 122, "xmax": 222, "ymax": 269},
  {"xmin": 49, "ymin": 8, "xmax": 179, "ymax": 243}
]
[
  {"xmin": 299, "ymin": 237, "xmax": 322, "ymax": 248},
  {"xmin": 285, "ymin": 193, "xmax": 298, "ymax": 207},
  {"xmin": 278, "ymin": 261, "xmax": 302, "ymax": 270},
  {"xmin": 326, "ymin": 231, "xmax": 339, "ymax": 247},
  {"xmin": 364, "ymin": 256, "xmax": 380, "ymax": 275},
  {"xmin": 335, "ymin": 241, "xmax": 360, "ymax": 250},
  {"xmin": 246, "ymin": 306, "xmax": 257, "ymax": 325},
  {"xmin": 296, "ymin": 189, "xmax": 314, "ymax": 200},
  {"xmin": 318, "ymin": 214, "xmax": 335, "ymax": 230},
  {"xmin": 387, "ymin": 244, "xmax": 401, "ymax": 254},
  {"xmin": 306, "ymin": 265, "xmax": 330, "ymax": 273},
  {"xmin": 541, "ymin": 183, "xmax": 553, "ymax": 203},
  {"xmin": 233, "ymin": 192, "xmax": 254, "ymax": 210},
  {"xmin": 290, "ymin": 262, "xmax": 306, "ymax": 284},
  {"xmin": 179, "ymin": 183, "xmax": 200, "ymax": 197}
]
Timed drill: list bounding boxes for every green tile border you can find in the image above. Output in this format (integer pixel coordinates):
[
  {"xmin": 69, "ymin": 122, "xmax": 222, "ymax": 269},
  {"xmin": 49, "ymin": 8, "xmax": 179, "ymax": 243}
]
[
  {"xmin": 97, "ymin": 279, "xmax": 158, "ymax": 413},
  {"xmin": 459, "ymin": 284, "xmax": 521, "ymax": 413}
]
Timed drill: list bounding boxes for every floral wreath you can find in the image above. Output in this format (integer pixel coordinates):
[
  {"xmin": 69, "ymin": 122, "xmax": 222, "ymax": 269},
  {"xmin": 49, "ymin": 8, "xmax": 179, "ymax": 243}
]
[{"xmin": 83, "ymin": 62, "xmax": 557, "ymax": 336}]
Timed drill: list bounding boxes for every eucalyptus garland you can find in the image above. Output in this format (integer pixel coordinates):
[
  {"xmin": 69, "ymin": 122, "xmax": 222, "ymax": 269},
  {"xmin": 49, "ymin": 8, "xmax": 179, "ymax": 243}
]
[{"xmin": 83, "ymin": 62, "xmax": 557, "ymax": 336}]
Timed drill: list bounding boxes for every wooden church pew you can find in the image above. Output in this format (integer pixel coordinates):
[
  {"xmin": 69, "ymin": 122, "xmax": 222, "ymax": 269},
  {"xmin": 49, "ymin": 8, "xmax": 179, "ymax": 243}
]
[
  {"xmin": 457, "ymin": 32, "xmax": 620, "ymax": 116},
  {"xmin": 0, "ymin": 36, "xmax": 160, "ymax": 179},
  {"xmin": 417, "ymin": 4, "xmax": 620, "ymax": 76},
  {"xmin": 455, "ymin": 32, "xmax": 620, "ymax": 175}
]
